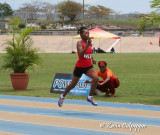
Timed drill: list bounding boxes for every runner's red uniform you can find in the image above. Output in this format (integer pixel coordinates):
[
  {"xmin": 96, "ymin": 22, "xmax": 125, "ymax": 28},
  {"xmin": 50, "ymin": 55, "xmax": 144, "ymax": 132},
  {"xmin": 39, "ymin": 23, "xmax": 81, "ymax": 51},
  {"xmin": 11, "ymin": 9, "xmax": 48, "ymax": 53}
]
[{"xmin": 76, "ymin": 41, "xmax": 92, "ymax": 67}]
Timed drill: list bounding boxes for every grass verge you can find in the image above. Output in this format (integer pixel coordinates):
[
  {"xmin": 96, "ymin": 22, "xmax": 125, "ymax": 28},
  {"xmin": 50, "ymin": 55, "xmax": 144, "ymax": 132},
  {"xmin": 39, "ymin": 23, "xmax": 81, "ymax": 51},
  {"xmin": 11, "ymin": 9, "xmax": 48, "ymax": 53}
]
[{"xmin": 0, "ymin": 53, "xmax": 159, "ymax": 105}]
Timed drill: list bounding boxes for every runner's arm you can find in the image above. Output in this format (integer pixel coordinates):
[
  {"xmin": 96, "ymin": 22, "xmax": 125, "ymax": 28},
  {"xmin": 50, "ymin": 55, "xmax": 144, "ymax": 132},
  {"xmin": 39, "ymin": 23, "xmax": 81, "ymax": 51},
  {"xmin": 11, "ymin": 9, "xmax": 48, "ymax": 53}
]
[
  {"xmin": 91, "ymin": 56, "xmax": 96, "ymax": 64},
  {"xmin": 77, "ymin": 41, "xmax": 89, "ymax": 57}
]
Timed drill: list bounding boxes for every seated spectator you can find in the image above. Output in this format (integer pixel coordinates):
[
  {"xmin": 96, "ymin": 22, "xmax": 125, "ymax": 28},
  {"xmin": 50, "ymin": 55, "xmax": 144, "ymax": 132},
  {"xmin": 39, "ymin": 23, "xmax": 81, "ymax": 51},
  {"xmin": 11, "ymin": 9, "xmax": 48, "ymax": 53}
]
[
  {"xmin": 92, "ymin": 47, "xmax": 96, "ymax": 53},
  {"xmin": 97, "ymin": 47, "xmax": 106, "ymax": 53},
  {"xmin": 111, "ymin": 47, "xmax": 115, "ymax": 53}
]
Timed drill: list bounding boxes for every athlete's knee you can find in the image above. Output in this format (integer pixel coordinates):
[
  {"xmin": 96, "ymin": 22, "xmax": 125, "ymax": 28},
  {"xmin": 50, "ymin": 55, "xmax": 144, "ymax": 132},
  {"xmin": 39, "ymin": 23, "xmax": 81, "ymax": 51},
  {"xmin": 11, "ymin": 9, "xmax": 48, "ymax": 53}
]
[{"xmin": 92, "ymin": 75, "xmax": 98, "ymax": 82}]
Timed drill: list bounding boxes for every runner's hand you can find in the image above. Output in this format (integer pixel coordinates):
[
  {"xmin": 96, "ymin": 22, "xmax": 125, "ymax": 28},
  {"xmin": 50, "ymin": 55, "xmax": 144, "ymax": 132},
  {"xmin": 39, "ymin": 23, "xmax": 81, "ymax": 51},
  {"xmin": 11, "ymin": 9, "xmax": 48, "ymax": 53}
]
[
  {"xmin": 84, "ymin": 80, "xmax": 90, "ymax": 83},
  {"xmin": 92, "ymin": 59, "xmax": 96, "ymax": 64},
  {"xmin": 87, "ymin": 37, "xmax": 92, "ymax": 46}
]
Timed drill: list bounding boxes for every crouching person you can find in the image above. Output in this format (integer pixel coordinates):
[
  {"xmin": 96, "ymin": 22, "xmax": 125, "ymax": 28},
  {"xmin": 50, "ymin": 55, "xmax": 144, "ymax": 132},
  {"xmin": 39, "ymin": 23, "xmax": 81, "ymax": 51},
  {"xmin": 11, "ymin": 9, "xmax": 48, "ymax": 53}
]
[{"xmin": 85, "ymin": 61, "xmax": 120, "ymax": 97}]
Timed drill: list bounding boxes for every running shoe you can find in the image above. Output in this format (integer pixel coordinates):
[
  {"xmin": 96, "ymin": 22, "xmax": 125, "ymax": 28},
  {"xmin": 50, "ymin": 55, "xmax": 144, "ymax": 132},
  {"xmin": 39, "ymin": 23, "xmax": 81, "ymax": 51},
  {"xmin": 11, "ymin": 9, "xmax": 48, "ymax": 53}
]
[
  {"xmin": 58, "ymin": 95, "xmax": 65, "ymax": 107},
  {"xmin": 87, "ymin": 97, "xmax": 98, "ymax": 106}
]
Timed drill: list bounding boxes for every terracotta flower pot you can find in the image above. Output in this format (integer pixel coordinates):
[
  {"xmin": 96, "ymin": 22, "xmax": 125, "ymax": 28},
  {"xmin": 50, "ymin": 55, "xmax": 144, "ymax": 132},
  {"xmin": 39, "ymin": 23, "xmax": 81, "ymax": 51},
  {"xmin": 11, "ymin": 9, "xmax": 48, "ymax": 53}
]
[{"xmin": 10, "ymin": 73, "xmax": 29, "ymax": 90}]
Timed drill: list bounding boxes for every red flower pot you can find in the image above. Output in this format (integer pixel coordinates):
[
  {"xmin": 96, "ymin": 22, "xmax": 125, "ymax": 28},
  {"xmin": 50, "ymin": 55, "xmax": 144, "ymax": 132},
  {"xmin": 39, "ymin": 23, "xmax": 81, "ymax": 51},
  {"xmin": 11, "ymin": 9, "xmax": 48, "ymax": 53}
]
[{"xmin": 10, "ymin": 73, "xmax": 29, "ymax": 90}]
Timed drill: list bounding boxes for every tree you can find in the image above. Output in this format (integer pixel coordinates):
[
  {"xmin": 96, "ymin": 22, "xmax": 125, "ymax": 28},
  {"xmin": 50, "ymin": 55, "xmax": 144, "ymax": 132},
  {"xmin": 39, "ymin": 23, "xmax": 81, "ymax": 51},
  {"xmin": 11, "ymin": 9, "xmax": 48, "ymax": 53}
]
[
  {"xmin": 55, "ymin": 2, "xmax": 65, "ymax": 21},
  {"xmin": 150, "ymin": 0, "xmax": 160, "ymax": 11},
  {"xmin": 0, "ymin": 3, "xmax": 13, "ymax": 20},
  {"xmin": 139, "ymin": 17, "xmax": 147, "ymax": 35},
  {"xmin": 88, "ymin": 5, "xmax": 113, "ymax": 19},
  {"xmin": 138, "ymin": 12, "xmax": 160, "ymax": 34},
  {"xmin": 97, "ymin": 5, "xmax": 113, "ymax": 19},
  {"xmin": 88, "ymin": 6, "xmax": 99, "ymax": 19},
  {"xmin": 15, "ymin": 0, "xmax": 42, "ymax": 20},
  {"xmin": 139, "ymin": 0, "xmax": 160, "ymax": 34},
  {"xmin": 41, "ymin": 2, "xmax": 55, "ymax": 20},
  {"xmin": 56, "ymin": 1, "xmax": 82, "ymax": 21}
]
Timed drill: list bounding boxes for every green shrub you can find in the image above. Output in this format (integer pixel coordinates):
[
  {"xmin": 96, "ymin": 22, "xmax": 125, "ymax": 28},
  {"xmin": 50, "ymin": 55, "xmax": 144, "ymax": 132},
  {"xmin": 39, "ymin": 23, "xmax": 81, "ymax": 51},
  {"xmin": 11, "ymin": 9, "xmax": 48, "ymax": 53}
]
[
  {"xmin": 1, "ymin": 17, "xmax": 42, "ymax": 73},
  {"xmin": 18, "ymin": 23, "xmax": 26, "ymax": 28},
  {"xmin": 51, "ymin": 24, "xmax": 56, "ymax": 29},
  {"xmin": 40, "ymin": 24, "xmax": 46, "ymax": 29}
]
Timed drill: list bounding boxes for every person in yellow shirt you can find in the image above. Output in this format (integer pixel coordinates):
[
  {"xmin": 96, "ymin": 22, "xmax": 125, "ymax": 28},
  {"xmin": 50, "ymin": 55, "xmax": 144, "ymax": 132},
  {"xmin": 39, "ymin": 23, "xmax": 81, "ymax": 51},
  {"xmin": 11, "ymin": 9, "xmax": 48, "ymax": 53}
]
[{"xmin": 96, "ymin": 61, "xmax": 120, "ymax": 97}]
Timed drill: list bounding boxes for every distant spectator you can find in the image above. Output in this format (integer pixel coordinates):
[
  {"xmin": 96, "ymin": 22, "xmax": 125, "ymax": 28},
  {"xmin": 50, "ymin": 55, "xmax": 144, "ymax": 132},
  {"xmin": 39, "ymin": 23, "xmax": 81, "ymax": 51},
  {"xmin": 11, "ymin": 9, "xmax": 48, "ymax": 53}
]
[
  {"xmin": 71, "ymin": 51, "xmax": 76, "ymax": 53},
  {"xmin": 97, "ymin": 47, "xmax": 105, "ymax": 53},
  {"xmin": 92, "ymin": 47, "xmax": 96, "ymax": 53},
  {"xmin": 111, "ymin": 47, "xmax": 115, "ymax": 53}
]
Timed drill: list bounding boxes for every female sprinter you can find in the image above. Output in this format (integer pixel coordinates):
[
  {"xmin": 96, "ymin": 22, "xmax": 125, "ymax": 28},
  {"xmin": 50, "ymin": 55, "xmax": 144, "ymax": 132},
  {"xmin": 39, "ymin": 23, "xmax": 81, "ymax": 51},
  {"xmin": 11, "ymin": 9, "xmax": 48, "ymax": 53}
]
[{"xmin": 58, "ymin": 27, "xmax": 98, "ymax": 107}]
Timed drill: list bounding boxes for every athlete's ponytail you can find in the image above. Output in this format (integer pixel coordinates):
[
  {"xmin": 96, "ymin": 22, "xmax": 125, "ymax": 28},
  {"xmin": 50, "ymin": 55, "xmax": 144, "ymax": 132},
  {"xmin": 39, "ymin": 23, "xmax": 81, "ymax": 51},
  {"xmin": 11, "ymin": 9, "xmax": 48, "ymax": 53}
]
[{"xmin": 78, "ymin": 27, "xmax": 87, "ymax": 34}]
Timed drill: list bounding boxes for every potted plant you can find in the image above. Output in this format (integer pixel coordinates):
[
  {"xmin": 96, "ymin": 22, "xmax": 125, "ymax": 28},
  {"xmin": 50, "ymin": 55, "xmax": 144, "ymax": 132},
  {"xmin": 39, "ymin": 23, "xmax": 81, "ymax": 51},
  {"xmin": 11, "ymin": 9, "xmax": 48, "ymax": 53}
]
[{"xmin": 1, "ymin": 17, "xmax": 41, "ymax": 90}]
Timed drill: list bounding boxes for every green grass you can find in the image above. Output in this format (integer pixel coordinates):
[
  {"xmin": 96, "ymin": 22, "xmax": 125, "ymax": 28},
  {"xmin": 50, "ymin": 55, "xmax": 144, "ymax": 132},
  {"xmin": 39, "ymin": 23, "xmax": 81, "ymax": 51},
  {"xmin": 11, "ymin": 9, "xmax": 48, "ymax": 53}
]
[{"xmin": 0, "ymin": 53, "xmax": 160, "ymax": 105}]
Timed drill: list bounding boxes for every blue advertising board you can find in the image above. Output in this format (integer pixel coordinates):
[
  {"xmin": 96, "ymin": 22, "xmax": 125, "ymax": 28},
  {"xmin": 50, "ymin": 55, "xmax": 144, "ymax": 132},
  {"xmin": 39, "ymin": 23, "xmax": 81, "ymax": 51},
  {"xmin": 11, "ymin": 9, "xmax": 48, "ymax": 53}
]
[{"xmin": 50, "ymin": 73, "xmax": 91, "ymax": 96}]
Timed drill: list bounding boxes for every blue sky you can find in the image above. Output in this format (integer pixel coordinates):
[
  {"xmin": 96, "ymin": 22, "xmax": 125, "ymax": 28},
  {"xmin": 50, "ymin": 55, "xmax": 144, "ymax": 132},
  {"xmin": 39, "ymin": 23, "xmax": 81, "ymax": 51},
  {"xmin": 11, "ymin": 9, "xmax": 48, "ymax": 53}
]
[{"xmin": 1, "ymin": 0, "xmax": 154, "ymax": 14}]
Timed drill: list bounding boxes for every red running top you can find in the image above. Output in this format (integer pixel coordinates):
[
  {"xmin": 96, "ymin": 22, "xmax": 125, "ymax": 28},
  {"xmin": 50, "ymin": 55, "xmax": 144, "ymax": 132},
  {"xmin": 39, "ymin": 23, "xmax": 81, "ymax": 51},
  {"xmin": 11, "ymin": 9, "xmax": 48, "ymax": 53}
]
[{"xmin": 75, "ymin": 41, "xmax": 92, "ymax": 67}]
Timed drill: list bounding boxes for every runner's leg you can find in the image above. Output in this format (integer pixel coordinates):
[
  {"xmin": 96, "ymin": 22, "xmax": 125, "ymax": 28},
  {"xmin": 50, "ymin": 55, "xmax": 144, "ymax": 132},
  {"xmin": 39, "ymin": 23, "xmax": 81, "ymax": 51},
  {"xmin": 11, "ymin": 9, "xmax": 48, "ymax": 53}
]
[
  {"xmin": 85, "ymin": 68, "xmax": 98, "ymax": 96},
  {"xmin": 63, "ymin": 75, "xmax": 80, "ymax": 97}
]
